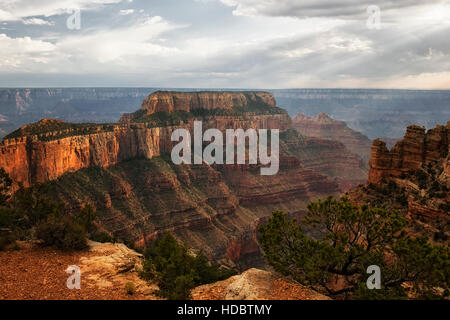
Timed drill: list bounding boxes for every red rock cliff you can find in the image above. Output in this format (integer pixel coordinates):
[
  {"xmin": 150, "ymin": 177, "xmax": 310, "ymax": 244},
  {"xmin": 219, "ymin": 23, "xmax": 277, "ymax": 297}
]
[
  {"xmin": 0, "ymin": 91, "xmax": 290, "ymax": 188},
  {"xmin": 0, "ymin": 114, "xmax": 290, "ymax": 188}
]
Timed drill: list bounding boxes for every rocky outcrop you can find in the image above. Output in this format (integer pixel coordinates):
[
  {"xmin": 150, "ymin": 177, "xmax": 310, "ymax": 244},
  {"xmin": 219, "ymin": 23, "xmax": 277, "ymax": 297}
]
[
  {"xmin": 0, "ymin": 92, "xmax": 362, "ymax": 194},
  {"xmin": 191, "ymin": 268, "xmax": 330, "ymax": 300},
  {"xmin": 368, "ymin": 123, "xmax": 450, "ymax": 184},
  {"xmin": 79, "ymin": 241, "xmax": 158, "ymax": 296},
  {"xmin": 292, "ymin": 113, "xmax": 372, "ymax": 164},
  {"xmin": 348, "ymin": 122, "xmax": 449, "ymax": 238}
]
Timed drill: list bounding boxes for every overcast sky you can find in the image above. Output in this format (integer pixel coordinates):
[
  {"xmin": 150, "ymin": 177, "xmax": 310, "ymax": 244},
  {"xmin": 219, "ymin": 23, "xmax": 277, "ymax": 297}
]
[{"xmin": 0, "ymin": 0, "xmax": 449, "ymax": 88}]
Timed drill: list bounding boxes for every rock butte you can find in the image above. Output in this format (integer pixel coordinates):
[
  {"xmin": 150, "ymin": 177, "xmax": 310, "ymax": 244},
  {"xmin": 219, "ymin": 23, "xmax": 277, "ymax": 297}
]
[
  {"xmin": 369, "ymin": 122, "xmax": 450, "ymax": 184},
  {"xmin": 122, "ymin": 91, "xmax": 277, "ymax": 121},
  {"xmin": 347, "ymin": 121, "xmax": 449, "ymax": 223}
]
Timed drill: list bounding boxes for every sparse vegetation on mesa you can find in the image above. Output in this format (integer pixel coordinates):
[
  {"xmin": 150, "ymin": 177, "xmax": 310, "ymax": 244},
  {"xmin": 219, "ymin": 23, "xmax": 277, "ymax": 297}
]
[
  {"xmin": 258, "ymin": 197, "xmax": 449, "ymax": 300},
  {"xmin": 3, "ymin": 119, "xmax": 118, "ymax": 142},
  {"xmin": 131, "ymin": 104, "xmax": 286, "ymax": 125}
]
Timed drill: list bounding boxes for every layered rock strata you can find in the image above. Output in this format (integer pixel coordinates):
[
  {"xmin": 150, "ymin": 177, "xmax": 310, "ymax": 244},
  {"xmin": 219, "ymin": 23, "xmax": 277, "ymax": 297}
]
[
  {"xmin": 369, "ymin": 123, "xmax": 449, "ymax": 184},
  {"xmin": 292, "ymin": 113, "xmax": 372, "ymax": 164}
]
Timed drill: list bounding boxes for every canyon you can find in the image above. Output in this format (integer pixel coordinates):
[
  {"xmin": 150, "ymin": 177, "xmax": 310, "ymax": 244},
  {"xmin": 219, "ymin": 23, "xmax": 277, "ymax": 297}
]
[
  {"xmin": 0, "ymin": 91, "xmax": 370, "ymax": 267},
  {"xmin": 0, "ymin": 89, "xmax": 447, "ymax": 302}
]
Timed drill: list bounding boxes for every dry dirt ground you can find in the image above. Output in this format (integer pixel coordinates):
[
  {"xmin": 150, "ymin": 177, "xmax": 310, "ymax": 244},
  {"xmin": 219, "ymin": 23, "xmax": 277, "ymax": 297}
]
[{"xmin": 0, "ymin": 241, "xmax": 159, "ymax": 300}]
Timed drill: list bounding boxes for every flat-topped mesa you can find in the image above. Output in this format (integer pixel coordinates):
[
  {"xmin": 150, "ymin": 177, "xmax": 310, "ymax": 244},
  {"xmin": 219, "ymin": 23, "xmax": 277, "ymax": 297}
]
[
  {"xmin": 368, "ymin": 123, "xmax": 449, "ymax": 184},
  {"xmin": 120, "ymin": 91, "xmax": 278, "ymax": 122},
  {"xmin": 143, "ymin": 91, "xmax": 276, "ymax": 113}
]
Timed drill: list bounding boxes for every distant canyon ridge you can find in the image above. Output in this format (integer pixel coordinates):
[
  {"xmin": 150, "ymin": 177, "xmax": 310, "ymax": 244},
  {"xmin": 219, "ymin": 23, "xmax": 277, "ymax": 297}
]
[{"xmin": 1, "ymin": 88, "xmax": 449, "ymax": 139}]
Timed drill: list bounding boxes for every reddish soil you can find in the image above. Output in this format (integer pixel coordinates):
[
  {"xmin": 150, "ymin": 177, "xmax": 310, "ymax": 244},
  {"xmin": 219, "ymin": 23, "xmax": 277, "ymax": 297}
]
[{"xmin": 0, "ymin": 246, "xmax": 150, "ymax": 300}]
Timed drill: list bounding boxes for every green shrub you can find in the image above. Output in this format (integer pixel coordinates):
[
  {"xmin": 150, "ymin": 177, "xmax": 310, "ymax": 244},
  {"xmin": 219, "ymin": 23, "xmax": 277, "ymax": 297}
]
[
  {"xmin": 0, "ymin": 233, "xmax": 15, "ymax": 251},
  {"xmin": 141, "ymin": 233, "xmax": 236, "ymax": 300},
  {"xmin": 258, "ymin": 197, "xmax": 450, "ymax": 299},
  {"xmin": 11, "ymin": 184, "xmax": 64, "ymax": 228},
  {"xmin": 0, "ymin": 168, "xmax": 12, "ymax": 206},
  {"xmin": 75, "ymin": 203, "xmax": 97, "ymax": 234},
  {"xmin": 91, "ymin": 232, "xmax": 115, "ymax": 243},
  {"xmin": 171, "ymin": 275, "xmax": 195, "ymax": 300},
  {"xmin": 36, "ymin": 216, "xmax": 87, "ymax": 250},
  {"xmin": 0, "ymin": 170, "xmax": 96, "ymax": 251}
]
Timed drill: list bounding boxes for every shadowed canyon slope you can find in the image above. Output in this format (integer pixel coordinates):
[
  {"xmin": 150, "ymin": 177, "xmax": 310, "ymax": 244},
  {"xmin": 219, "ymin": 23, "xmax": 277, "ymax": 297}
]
[
  {"xmin": 0, "ymin": 91, "xmax": 369, "ymax": 266},
  {"xmin": 292, "ymin": 113, "xmax": 372, "ymax": 164}
]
